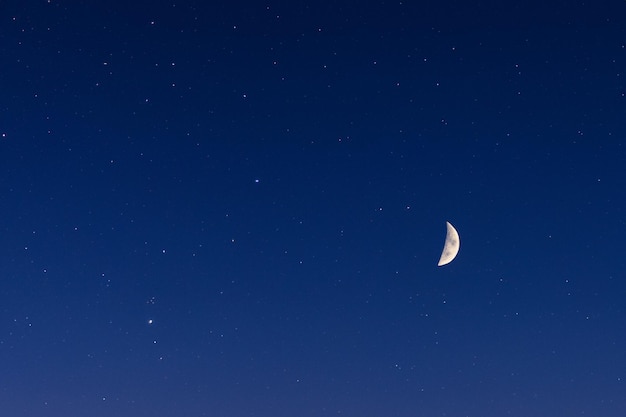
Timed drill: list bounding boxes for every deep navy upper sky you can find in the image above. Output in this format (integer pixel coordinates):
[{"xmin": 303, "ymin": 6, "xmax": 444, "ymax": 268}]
[{"xmin": 1, "ymin": 1, "xmax": 626, "ymax": 416}]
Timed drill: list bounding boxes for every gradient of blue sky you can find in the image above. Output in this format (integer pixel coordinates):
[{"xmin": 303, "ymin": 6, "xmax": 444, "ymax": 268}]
[{"xmin": 1, "ymin": 1, "xmax": 626, "ymax": 416}]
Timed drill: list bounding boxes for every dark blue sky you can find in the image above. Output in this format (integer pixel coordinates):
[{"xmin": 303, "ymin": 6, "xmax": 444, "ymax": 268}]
[{"xmin": 1, "ymin": 1, "xmax": 626, "ymax": 416}]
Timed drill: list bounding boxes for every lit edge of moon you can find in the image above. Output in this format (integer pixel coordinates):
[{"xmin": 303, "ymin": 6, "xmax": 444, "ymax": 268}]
[{"xmin": 437, "ymin": 221, "xmax": 460, "ymax": 267}]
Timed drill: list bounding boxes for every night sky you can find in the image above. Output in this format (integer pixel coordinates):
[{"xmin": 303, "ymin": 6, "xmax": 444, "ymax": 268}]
[{"xmin": 2, "ymin": 1, "xmax": 626, "ymax": 416}]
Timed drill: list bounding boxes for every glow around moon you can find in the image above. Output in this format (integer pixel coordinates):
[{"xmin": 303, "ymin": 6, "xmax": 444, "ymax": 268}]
[{"xmin": 437, "ymin": 221, "xmax": 460, "ymax": 266}]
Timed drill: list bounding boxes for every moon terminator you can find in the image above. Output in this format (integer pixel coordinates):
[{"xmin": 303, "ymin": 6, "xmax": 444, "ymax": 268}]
[{"xmin": 438, "ymin": 221, "xmax": 460, "ymax": 266}]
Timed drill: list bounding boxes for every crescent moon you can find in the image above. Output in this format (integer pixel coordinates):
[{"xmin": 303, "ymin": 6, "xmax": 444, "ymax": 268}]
[{"xmin": 437, "ymin": 221, "xmax": 460, "ymax": 266}]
